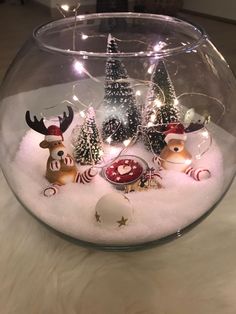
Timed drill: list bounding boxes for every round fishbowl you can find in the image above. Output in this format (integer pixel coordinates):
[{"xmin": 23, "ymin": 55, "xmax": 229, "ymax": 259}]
[{"xmin": 0, "ymin": 13, "xmax": 235, "ymax": 250}]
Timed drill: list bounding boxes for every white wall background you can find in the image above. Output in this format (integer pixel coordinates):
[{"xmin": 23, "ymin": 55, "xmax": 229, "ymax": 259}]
[{"xmin": 183, "ymin": 0, "xmax": 236, "ymax": 21}]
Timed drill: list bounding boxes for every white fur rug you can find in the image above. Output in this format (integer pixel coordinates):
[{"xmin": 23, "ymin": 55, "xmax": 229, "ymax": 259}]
[{"xmin": 0, "ymin": 169, "xmax": 236, "ymax": 314}]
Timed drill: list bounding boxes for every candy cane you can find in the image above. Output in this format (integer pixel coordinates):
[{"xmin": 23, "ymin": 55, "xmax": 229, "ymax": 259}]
[
  {"xmin": 43, "ymin": 184, "xmax": 60, "ymax": 197},
  {"xmin": 185, "ymin": 167, "xmax": 211, "ymax": 181},
  {"xmin": 75, "ymin": 168, "xmax": 97, "ymax": 184},
  {"xmin": 152, "ymin": 155, "xmax": 162, "ymax": 170}
]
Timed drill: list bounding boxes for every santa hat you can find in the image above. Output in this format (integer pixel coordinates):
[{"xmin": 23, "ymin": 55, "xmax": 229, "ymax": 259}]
[
  {"xmin": 45, "ymin": 125, "xmax": 63, "ymax": 142},
  {"xmin": 164, "ymin": 123, "xmax": 187, "ymax": 144}
]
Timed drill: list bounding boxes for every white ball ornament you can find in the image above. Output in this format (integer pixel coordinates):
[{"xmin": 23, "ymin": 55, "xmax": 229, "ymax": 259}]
[{"xmin": 95, "ymin": 193, "xmax": 133, "ymax": 228}]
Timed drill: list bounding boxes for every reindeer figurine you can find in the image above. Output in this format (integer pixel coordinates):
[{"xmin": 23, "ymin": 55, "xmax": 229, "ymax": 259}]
[
  {"xmin": 25, "ymin": 106, "xmax": 97, "ymax": 197},
  {"xmin": 155, "ymin": 123, "xmax": 211, "ymax": 181}
]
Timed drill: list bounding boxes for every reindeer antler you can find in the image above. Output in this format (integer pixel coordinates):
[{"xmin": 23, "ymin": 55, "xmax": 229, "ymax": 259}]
[
  {"xmin": 26, "ymin": 106, "xmax": 74, "ymax": 135},
  {"xmin": 25, "ymin": 111, "xmax": 48, "ymax": 135},
  {"xmin": 58, "ymin": 106, "xmax": 74, "ymax": 133}
]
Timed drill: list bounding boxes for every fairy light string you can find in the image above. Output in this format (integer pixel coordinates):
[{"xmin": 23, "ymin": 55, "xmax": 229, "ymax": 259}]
[
  {"xmin": 40, "ymin": 85, "xmax": 218, "ymax": 171},
  {"xmin": 66, "ymin": 84, "xmax": 218, "ymax": 169},
  {"xmin": 47, "ymin": 9, "xmax": 224, "ymax": 170}
]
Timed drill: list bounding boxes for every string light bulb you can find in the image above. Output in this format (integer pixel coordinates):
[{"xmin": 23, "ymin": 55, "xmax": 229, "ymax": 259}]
[
  {"xmin": 59, "ymin": 2, "xmax": 80, "ymax": 13},
  {"xmin": 81, "ymin": 34, "xmax": 88, "ymax": 40},
  {"xmin": 123, "ymin": 139, "xmax": 131, "ymax": 147},
  {"xmin": 174, "ymin": 99, "xmax": 179, "ymax": 106},
  {"xmin": 201, "ymin": 130, "xmax": 209, "ymax": 138},
  {"xmin": 106, "ymin": 137, "xmax": 112, "ymax": 144},
  {"xmin": 73, "ymin": 61, "xmax": 84, "ymax": 74},
  {"xmin": 185, "ymin": 159, "xmax": 192, "ymax": 165},
  {"xmin": 73, "ymin": 60, "xmax": 100, "ymax": 82},
  {"xmin": 153, "ymin": 99, "xmax": 162, "ymax": 108},
  {"xmin": 79, "ymin": 111, "xmax": 86, "ymax": 118},
  {"xmin": 72, "ymin": 95, "xmax": 79, "ymax": 101},
  {"xmin": 150, "ymin": 113, "xmax": 156, "ymax": 123},
  {"xmin": 60, "ymin": 4, "xmax": 70, "ymax": 11},
  {"xmin": 153, "ymin": 41, "xmax": 167, "ymax": 52}
]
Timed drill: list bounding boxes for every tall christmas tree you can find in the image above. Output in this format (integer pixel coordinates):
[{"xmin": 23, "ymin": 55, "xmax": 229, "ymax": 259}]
[
  {"xmin": 143, "ymin": 60, "xmax": 180, "ymax": 154},
  {"xmin": 74, "ymin": 107, "xmax": 103, "ymax": 165},
  {"xmin": 102, "ymin": 34, "xmax": 141, "ymax": 144}
]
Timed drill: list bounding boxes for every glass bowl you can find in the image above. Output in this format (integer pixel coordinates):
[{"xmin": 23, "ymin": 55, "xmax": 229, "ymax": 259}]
[{"xmin": 0, "ymin": 13, "xmax": 235, "ymax": 250}]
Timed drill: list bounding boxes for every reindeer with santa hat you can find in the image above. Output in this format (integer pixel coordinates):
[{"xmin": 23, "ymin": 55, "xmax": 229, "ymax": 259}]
[
  {"xmin": 25, "ymin": 106, "xmax": 97, "ymax": 197},
  {"xmin": 156, "ymin": 123, "xmax": 211, "ymax": 181}
]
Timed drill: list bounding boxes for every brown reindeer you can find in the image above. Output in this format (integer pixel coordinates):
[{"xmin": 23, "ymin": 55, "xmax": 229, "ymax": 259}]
[
  {"xmin": 157, "ymin": 123, "xmax": 210, "ymax": 181},
  {"xmin": 25, "ymin": 106, "xmax": 97, "ymax": 196},
  {"xmin": 159, "ymin": 123, "xmax": 192, "ymax": 173},
  {"xmin": 39, "ymin": 136, "xmax": 77, "ymax": 185}
]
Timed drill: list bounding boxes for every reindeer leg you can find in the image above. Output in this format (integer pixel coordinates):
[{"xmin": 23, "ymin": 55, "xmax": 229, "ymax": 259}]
[{"xmin": 75, "ymin": 167, "xmax": 98, "ymax": 184}]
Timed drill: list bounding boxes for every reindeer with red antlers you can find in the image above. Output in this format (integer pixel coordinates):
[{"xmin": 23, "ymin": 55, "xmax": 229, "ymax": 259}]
[{"xmin": 25, "ymin": 106, "xmax": 97, "ymax": 197}]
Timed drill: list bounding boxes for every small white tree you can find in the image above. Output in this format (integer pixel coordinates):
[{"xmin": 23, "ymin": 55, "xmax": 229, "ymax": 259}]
[{"xmin": 74, "ymin": 107, "xmax": 103, "ymax": 165}]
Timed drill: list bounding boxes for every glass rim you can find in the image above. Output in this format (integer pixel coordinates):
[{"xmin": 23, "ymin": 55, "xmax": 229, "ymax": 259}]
[{"xmin": 33, "ymin": 12, "xmax": 207, "ymax": 58}]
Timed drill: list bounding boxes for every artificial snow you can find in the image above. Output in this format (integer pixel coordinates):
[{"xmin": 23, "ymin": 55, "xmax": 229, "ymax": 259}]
[{"xmin": 11, "ymin": 122, "xmax": 225, "ymax": 246}]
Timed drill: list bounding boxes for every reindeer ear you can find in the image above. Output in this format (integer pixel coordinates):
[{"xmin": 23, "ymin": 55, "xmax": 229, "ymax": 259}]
[{"xmin": 40, "ymin": 140, "xmax": 49, "ymax": 149}]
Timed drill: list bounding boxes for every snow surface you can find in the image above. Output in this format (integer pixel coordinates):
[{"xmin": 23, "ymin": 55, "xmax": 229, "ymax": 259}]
[{"xmin": 11, "ymin": 120, "xmax": 225, "ymax": 246}]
